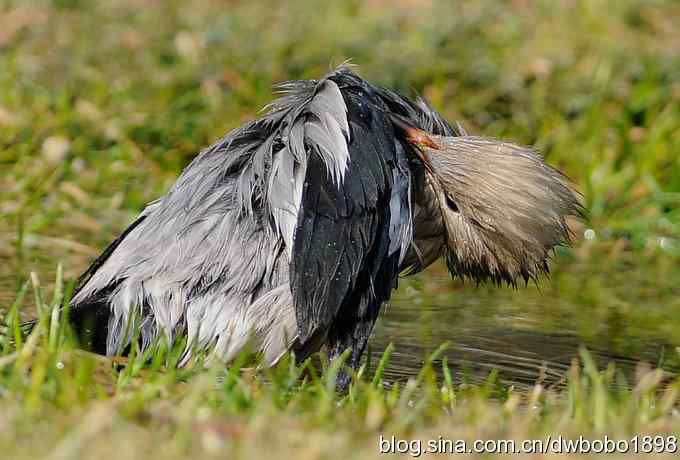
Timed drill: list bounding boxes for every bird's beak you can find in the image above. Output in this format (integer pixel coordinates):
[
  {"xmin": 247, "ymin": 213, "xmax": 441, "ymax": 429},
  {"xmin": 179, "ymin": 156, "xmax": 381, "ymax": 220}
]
[{"xmin": 389, "ymin": 114, "xmax": 440, "ymax": 169}]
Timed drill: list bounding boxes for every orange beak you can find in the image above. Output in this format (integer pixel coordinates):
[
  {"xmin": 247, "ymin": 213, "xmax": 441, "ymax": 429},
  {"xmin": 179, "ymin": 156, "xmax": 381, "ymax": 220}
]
[{"xmin": 389, "ymin": 114, "xmax": 440, "ymax": 169}]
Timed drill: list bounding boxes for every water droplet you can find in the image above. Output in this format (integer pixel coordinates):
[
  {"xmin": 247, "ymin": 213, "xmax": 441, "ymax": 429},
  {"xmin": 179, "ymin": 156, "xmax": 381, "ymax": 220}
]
[
  {"xmin": 584, "ymin": 229, "xmax": 596, "ymax": 240},
  {"xmin": 56, "ymin": 361, "xmax": 65, "ymax": 370}
]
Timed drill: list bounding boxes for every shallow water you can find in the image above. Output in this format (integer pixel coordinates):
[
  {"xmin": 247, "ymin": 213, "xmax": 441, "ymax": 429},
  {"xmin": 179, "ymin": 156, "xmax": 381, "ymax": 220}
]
[
  {"xmin": 371, "ymin": 302, "xmax": 675, "ymax": 390},
  {"xmin": 369, "ymin": 254, "xmax": 680, "ymax": 389}
]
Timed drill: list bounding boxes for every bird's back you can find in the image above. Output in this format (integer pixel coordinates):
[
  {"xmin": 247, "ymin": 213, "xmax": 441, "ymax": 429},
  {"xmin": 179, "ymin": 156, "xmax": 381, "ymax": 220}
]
[{"xmin": 69, "ymin": 67, "xmax": 416, "ymax": 366}]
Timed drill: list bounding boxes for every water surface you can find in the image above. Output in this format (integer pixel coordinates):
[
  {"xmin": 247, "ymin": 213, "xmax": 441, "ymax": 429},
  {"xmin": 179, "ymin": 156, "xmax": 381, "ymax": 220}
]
[{"xmin": 370, "ymin": 252, "xmax": 680, "ymax": 389}]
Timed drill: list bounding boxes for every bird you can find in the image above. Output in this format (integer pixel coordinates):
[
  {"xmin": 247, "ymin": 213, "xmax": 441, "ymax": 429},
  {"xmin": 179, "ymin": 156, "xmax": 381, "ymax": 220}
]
[{"xmin": 65, "ymin": 65, "xmax": 581, "ymax": 384}]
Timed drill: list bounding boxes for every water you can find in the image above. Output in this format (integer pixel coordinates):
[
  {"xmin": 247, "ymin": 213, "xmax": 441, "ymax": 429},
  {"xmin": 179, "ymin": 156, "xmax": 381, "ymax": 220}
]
[
  {"xmin": 369, "ymin": 258, "xmax": 680, "ymax": 389},
  {"xmin": 371, "ymin": 305, "xmax": 674, "ymax": 390}
]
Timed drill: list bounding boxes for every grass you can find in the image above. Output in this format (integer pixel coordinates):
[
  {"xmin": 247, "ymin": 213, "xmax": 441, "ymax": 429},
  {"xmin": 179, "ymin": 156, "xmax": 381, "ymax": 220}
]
[{"xmin": 1, "ymin": 0, "xmax": 680, "ymax": 458}]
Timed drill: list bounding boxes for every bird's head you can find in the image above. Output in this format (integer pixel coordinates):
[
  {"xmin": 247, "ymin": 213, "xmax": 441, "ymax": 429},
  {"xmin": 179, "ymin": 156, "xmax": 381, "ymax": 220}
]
[{"xmin": 394, "ymin": 118, "xmax": 583, "ymax": 285}]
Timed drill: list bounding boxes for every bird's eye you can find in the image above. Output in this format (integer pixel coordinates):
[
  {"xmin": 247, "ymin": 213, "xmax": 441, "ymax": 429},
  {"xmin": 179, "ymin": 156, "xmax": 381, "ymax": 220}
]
[{"xmin": 445, "ymin": 194, "xmax": 459, "ymax": 212}]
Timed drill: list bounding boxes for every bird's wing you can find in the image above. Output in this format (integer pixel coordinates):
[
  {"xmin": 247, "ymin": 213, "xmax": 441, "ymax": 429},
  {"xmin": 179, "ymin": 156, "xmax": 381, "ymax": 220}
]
[
  {"xmin": 286, "ymin": 71, "xmax": 408, "ymax": 344},
  {"xmin": 72, "ymin": 200, "xmax": 160, "ymax": 298},
  {"xmin": 67, "ymin": 66, "xmax": 412, "ymax": 358}
]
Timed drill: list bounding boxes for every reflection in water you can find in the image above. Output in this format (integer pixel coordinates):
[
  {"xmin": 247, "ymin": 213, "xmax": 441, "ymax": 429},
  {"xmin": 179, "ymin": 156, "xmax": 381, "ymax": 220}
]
[{"xmin": 369, "ymin": 285, "xmax": 678, "ymax": 390}]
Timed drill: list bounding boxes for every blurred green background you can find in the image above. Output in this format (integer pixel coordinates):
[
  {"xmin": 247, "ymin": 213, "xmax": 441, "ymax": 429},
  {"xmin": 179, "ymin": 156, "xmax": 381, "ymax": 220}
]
[{"xmin": 1, "ymin": 1, "xmax": 680, "ymax": 458}]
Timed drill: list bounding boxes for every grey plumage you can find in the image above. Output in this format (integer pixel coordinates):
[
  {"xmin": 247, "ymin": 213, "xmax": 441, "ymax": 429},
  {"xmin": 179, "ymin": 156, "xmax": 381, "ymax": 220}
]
[{"xmin": 67, "ymin": 66, "xmax": 581, "ymax": 376}]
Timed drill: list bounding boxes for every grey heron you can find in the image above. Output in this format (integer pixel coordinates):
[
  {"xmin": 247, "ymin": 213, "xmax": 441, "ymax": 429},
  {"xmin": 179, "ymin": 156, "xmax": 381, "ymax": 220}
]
[{"xmin": 66, "ymin": 66, "xmax": 581, "ymax": 383}]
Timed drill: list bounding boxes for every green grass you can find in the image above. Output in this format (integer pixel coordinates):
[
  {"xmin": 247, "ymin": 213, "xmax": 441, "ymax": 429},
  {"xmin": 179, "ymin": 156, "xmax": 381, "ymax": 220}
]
[{"xmin": 1, "ymin": 0, "xmax": 680, "ymax": 458}]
